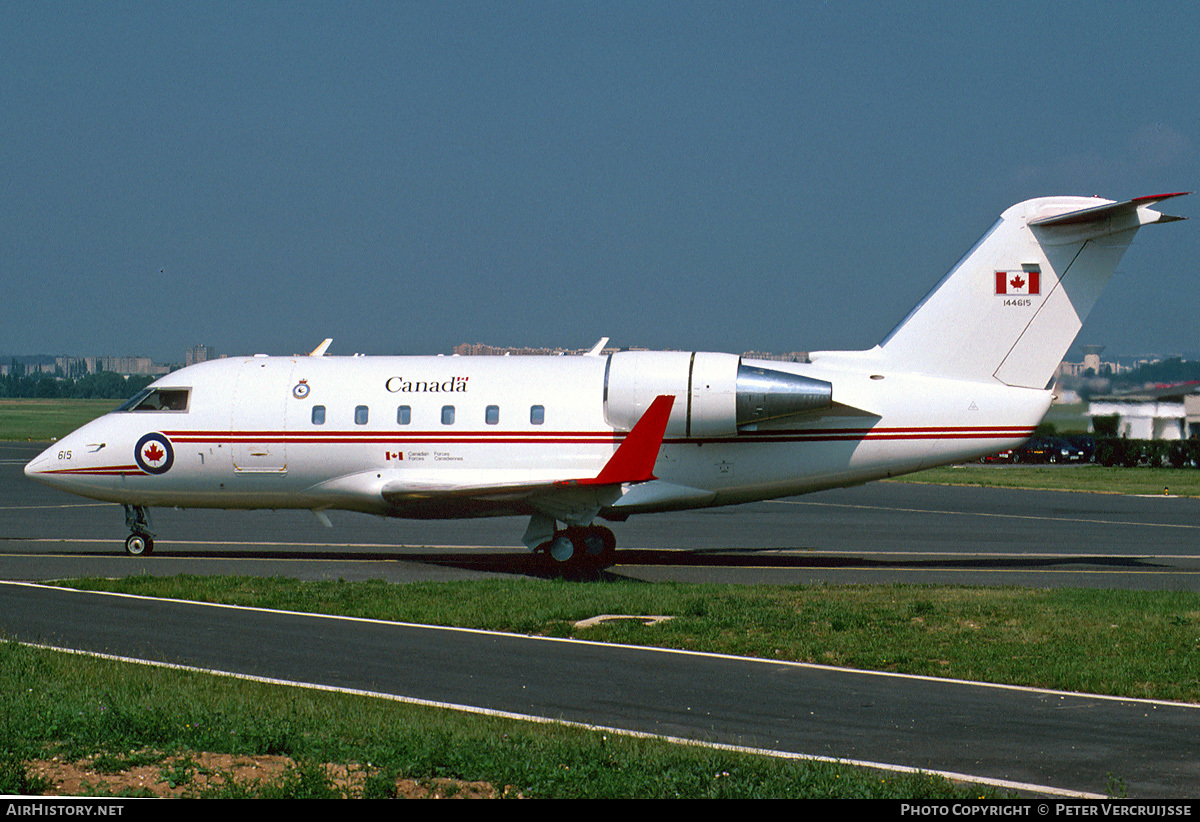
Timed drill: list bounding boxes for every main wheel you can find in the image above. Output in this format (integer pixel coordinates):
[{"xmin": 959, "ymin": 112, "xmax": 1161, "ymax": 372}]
[
  {"xmin": 580, "ymin": 525, "xmax": 617, "ymax": 568},
  {"xmin": 547, "ymin": 531, "xmax": 577, "ymax": 563},
  {"xmin": 125, "ymin": 532, "xmax": 154, "ymax": 556},
  {"xmin": 539, "ymin": 527, "xmax": 618, "ymax": 572}
]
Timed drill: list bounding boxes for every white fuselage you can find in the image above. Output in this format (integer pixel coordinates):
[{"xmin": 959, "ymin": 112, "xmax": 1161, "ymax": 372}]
[
  {"xmin": 25, "ymin": 351, "xmax": 1048, "ymax": 518},
  {"xmin": 24, "ymin": 192, "xmax": 1184, "ymax": 561}
]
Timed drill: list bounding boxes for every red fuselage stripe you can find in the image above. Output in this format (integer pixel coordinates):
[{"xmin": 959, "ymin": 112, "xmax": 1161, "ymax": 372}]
[
  {"xmin": 33, "ymin": 426, "xmax": 1035, "ymax": 478},
  {"xmin": 156, "ymin": 426, "xmax": 1035, "ymax": 446},
  {"xmin": 40, "ymin": 465, "xmax": 143, "ymax": 475}
]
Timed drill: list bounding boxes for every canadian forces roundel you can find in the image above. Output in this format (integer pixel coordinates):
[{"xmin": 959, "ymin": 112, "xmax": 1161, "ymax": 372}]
[{"xmin": 135, "ymin": 432, "xmax": 175, "ymax": 475}]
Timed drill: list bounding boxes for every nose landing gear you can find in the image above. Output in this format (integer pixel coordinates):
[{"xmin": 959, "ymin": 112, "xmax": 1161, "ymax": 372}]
[{"xmin": 123, "ymin": 504, "xmax": 155, "ymax": 556}]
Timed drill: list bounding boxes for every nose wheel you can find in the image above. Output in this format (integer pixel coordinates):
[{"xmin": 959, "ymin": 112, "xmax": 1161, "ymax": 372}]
[
  {"xmin": 122, "ymin": 504, "xmax": 155, "ymax": 556},
  {"xmin": 124, "ymin": 532, "xmax": 154, "ymax": 556}
]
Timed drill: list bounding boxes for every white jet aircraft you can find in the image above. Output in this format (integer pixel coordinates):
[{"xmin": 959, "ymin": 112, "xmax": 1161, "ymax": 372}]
[{"xmin": 25, "ymin": 193, "xmax": 1187, "ymax": 569}]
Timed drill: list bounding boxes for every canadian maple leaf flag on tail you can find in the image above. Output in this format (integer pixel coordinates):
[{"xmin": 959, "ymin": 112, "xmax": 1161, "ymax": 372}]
[{"xmin": 995, "ymin": 268, "xmax": 1040, "ymax": 296}]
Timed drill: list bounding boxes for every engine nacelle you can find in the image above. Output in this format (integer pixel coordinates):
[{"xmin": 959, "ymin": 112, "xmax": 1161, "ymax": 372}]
[{"xmin": 603, "ymin": 351, "xmax": 833, "ymax": 437}]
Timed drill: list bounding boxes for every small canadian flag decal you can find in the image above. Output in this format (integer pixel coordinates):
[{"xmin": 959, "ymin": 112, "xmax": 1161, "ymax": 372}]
[{"xmin": 995, "ymin": 267, "xmax": 1040, "ymax": 296}]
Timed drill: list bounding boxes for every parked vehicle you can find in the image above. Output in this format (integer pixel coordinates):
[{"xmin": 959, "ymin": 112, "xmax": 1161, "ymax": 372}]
[
  {"xmin": 1014, "ymin": 437, "xmax": 1055, "ymax": 463},
  {"xmin": 1063, "ymin": 434, "xmax": 1096, "ymax": 462},
  {"xmin": 1046, "ymin": 437, "xmax": 1087, "ymax": 463},
  {"xmin": 1011, "ymin": 437, "xmax": 1086, "ymax": 463}
]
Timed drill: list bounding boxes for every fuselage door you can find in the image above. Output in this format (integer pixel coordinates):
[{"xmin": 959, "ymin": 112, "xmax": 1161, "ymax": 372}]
[{"xmin": 231, "ymin": 357, "xmax": 296, "ymax": 472}]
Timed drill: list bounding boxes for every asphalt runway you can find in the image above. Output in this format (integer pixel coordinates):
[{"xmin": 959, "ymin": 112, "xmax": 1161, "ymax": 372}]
[
  {"xmin": 5, "ymin": 440, "xmax": 1200, "ymax": 797},
  {"xmin": 4, "ymin": 441, "xmax": 1200, "ymax": 588}
]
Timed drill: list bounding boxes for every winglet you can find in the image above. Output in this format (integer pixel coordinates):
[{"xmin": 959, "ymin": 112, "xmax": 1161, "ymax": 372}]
[{"xmin": 582, "ymin": 394, "xmax": 674, "ymax": 486}]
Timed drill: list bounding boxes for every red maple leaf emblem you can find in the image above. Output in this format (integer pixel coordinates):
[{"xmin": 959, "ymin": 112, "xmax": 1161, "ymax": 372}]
[
  {"xmin": 143, "ymin": 443, "xmax": 164, "ymax": 463},
  {"xmin": 1010, "ymin": 275, "xmax": 1025, "ymax": 290}
]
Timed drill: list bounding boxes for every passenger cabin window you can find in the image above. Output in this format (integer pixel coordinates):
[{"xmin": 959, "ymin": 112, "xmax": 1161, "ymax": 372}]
[
  {"xmin": 355, "ymin": 405, "xmax": 369, "ymax": 425},
  {"xmin": 117, "ymin": 387, "xmax": 190, "ymax": 412},
  {"xmin": 530, "ymin": 405, "xmax": 545, "ymax": 425},
  {"xmin": 485, "ymin": 405, "xmax": 499, "ymax": 425},
  {"xmin": 397, "ymin": 406, "xmax": 411, "ymax": 425},
  {"xmin": 312, "ymin": 405, "xmax": 326, "ymax": 425},
  {"xmin": 441, "ymin": 405, "xmax": 455, "ymax": 425}
]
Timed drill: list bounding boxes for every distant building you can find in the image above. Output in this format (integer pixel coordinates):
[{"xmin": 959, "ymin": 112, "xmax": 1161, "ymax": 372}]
[
  {"xmin": 453, "ymin": 343, "xmax": 633, "ymax": 356},
  {"xmin": 453, "ymin": 343, "xmax": 809, "ymax": 360},
  {"xmin": 1, "ymin": 355, "xmax": 63, "ymax": 377},
  {"xmin": 1088, "ymin": 383, "xmax": 1200, "ymax": 440},
  {"xmin": 96, "ymin": 356, "xmax": 169, "ymax": 376},
  {"xmin": 1056, "ymin": 345, "xmax": 1130, "ymax": 379},
  {"xmin": 742, "ymin": 351, "xmax": 809, "ymax": 363},
  {"xmin": 186, "ymin": 345, "xmax": 217, "ymax": 366}
]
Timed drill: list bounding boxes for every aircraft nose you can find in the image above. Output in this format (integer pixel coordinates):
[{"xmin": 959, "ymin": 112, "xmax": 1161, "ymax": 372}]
[
  {"xmin": 23, "ymin": 435, "xmax": 102, "ymax": 491},
  {"xmin": 24, "ymin": 445, "xmax": 54, "ymax": 481}
]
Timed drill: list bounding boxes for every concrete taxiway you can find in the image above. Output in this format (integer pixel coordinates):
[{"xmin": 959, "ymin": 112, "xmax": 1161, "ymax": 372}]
[{"xmin": 4, "ymin": 441, "xmax": 1200, "ymax": 588}]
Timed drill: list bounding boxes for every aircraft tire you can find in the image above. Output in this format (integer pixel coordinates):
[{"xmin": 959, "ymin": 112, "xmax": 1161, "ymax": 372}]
[
  {"xmin": 125, "ymin": 532, "xmax": 154, "ymax": 556},
  {"xmin": 540, "ymin": 527, "xmax": 617, "ymax": 572},
  {"xmin": 579, "ymin": 527, "xmax": 606, "ymax": 559},
  {"xmin": 546, "ymin": 531, "xmax": 577, "ymax": 563},
  {"xmin": 571, "ymin": 526, "xmax": 617, "ymax": 569},
  {"xmin": 585, "ymin": 525, "xmax": 617, "ymax": 569}
]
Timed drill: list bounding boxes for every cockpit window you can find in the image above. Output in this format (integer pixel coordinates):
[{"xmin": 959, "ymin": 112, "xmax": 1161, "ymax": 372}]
[
  {"xmin": 115, "ymin": 388, "xmax": 191, "ymax": 412},
  {"xmin": 114, "ymin": 389, "xmax": 153, "ymax": 412}
]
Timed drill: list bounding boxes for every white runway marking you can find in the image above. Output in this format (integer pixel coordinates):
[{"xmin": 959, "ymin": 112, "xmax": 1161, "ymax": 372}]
[
  {"xmin": 0, "ymin": 502, "xmax": 113, "ymax": 510},
  {"xmin": 769, "ymin": 498, "xmax": 1200, "ymax": 530},
  {"xmin": 5, "ymin": 638, "xmax": 1104, "ymax": 800}
]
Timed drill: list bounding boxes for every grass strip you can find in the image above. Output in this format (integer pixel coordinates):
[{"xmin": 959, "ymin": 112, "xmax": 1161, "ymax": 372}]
[
  {"xmin": 893, "ymin": 464, "xmax": 1200, "ymax": 497},
  {"xmin": 0, "ymin": 641, "xmax": 996, "ymax": 799},
  {"xmin": 53, "ymin": 577, "xmax": 1200, "ymax": 704},
  {"xmin": 0, "ymin": 399, "xmax": 116, "ymax": 441}
]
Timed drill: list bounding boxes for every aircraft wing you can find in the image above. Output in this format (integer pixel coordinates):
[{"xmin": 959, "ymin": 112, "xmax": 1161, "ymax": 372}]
[{"xmin": 378, "ymin": 395, "xmax": 675, "ymax": 523}]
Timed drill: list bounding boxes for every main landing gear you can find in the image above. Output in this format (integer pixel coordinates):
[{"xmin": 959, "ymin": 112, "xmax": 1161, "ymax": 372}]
[
  {"xmin": 537, "ymin": 525, "xmax": 617, "ymax": 572},
  {"xmin": 123, "ymin": 504, "xmax": 155, "ymax": 556}
]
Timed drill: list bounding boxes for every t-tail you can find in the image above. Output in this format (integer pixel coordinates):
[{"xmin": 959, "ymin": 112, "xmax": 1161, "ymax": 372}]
[{"xmin": 867, "ymin": 193, "xmax": 1187, "ymax": 388}]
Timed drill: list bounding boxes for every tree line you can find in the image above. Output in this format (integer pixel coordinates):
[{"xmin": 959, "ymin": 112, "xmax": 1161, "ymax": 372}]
[
  {"xmin": 0, "ymin": 370, "xmax": 156, "ymax": 400},
  {"xmin": 1109, "ymin": 357, "xmax": 1200, "ymax": 390}
]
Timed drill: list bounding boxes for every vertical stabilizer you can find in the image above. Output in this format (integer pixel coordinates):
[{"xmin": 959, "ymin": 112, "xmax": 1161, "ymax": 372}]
[{"xmin": 877, "ymin": 193, "xmax": 1186, "ymax": 388}]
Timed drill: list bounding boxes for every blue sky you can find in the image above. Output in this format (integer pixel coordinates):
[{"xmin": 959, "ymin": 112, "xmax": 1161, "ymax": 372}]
[{"xmin": 3, "ymin": 2, "xmax": 1196, "ymax": 363}]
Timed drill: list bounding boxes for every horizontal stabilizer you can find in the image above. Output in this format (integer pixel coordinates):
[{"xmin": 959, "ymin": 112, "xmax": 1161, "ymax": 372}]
[{"xmin": 1029, "ymin": 192, "xmax": 1188, "ymax": 228}]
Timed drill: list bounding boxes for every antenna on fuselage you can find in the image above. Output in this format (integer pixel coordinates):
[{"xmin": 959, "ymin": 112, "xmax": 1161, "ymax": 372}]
[
  {"xmin": 309, "ymin": 338, "xmax": 333, "ymax": 357},
  {"xmin": 585, "ymin": 337, "xmax": 610, "ymax": 356}
]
